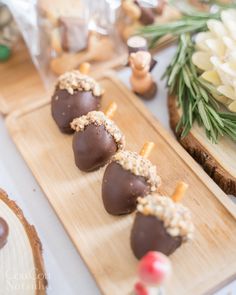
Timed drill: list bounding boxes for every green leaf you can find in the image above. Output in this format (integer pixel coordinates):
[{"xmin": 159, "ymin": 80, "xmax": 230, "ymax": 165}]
[
  {"xmin": 168, "ymin": 64, "xmax": 181, "ymax": 86},
  {"xmin": 182, "ymin": 67, "xmax": 191, "ymax": 88},
  {"xmin": 188, "ymin": 102, "xmax": 193, "ymax": 126},
  {"xmin": 207, "ymin": 106, "xmax": 224, "ymax": 128},
  {"xmin": 197, "ymin": 101, "xmax": 211, "ymax": 131},
  {"xmin": 199, "ymin": 87, "xmax": 209, "ymax": 103}
]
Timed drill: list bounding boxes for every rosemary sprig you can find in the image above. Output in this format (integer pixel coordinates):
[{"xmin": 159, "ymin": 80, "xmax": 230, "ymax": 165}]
[
  {"xmin": 164, "ymin": 34, "xmax": 236, "ymax": 143},
  {"xmin": 139, "ymin": 2, "xmax": 236, "ymax": 142}
]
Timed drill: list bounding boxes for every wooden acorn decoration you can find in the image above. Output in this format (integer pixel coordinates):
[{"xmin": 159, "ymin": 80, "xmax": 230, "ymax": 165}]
[
  {"xmin": 127, "ymin": 36, "xmax": 157, "ymax": 72},
  {"xmin": 102, "ymin": 142, "xmax": 161, "ymax": 215},
  {"xmin": 129, "ymin": 51, "xmax": 157, "ymax": 100},
  {"xmin": 71, "ymin": 102, "xmax": 125, "ymax": 172},
  {"xmin": 51, "ymin": 69, "xmax": 102, "ymax": 133},
  {"xmin": 131, "ymin": 182, "xmax": 194, "ymax": 259}
]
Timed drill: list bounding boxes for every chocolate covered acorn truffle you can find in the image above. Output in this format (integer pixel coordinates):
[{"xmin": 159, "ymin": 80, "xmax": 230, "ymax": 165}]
[
  {"xmin": 0, "ymin": 217, "xmax": 9, "ymax": 249},
  {"xmin": 71, "ymin": 102, "xmax": 125, "ymax": 172},
  {"xmin": 131, "ymin": 182, "xmax": 194, "ymax": 259},
  {"xmin": 102, "ymin": 142, "xmax": 161, "ymax": 215},
  {"xmin": 51, "ymin": 69, "xmax": 103, "ymax": 133}
]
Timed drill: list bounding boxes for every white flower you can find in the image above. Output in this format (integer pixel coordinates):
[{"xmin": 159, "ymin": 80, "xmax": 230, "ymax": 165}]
[{"xmin": 192, "ymin": 9, "xmax": 236, "ymax": 112}]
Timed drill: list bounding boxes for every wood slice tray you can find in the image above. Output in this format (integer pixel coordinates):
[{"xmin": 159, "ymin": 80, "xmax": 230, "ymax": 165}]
[
  {"xmin": 6, "ymin": 73, "xmax": 236, "ymax": 295},
  {"xmin": 168, "ymin": 95, "xmax": 236, "ymax": 197},
  {"xmin": 0, "ymin": 189, "xmax": 47, "ymax": 294}
]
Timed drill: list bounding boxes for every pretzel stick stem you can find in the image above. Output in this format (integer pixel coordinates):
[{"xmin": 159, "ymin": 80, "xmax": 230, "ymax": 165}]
[
  {"xmin": 105, "ymin": 102, "xmax": 117, "ymax": 119},
  {"xmin": 171, "ymin": 181, "xmax": 189, "ymax": 202},
  {"xmin": 79, "ymin": 62, "xmax": 91, "ymax": 75},
  {"xmin": 139, "ymin": 142, "xmax": 155, "ymax": 159}
]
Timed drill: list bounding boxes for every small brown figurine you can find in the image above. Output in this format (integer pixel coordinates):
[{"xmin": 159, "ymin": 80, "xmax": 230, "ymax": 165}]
[
  {"xmin": 131, "ymin": 182, "xmax": 194, "ymax": 259},
  {"xmin": 129, "ymin": 51, "xmax": 157, "ymax": 99},
  {"xmin": 127, "ymin": 36, "xmax": 157, "ymax": 71}
]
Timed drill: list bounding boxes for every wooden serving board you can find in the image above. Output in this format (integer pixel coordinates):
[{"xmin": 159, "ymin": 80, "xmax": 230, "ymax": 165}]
[
  {"xmin": 6, "ymin": 73, "xmax": 236, "ymax": 295},
  {"xmin": 168, "ymin": 95, "xmax": 236, "ymax": 197}
]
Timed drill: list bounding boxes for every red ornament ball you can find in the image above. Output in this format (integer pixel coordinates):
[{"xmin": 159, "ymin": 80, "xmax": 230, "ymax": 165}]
[
  {"xmin": 134, "ymin": 282, "xmax": 149, "ymax": 295},
  {"xmin": 137, "ymin": 251, "xmax": 171, "ymax": 286}
]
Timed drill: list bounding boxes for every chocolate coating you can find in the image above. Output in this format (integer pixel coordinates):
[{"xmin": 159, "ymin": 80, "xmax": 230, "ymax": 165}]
[
  {"xmin": 102, "ymin": 162, "xmax": 150, "ymax": 215},
  {"xmin": 59, "ymin": 17, "xmax": 89, "ymax": 53},
  {"xmin": 131, "ymin": 212, "xmax": 182, "ymax": 259},
  {"xmin": 134, "ymin": 1, "xmax": 155, "ymax": 25},
  {"xmin": 51, "ymin": 88, "xmax": 101, "ymax": 134},
  {"xmin": 72, "ymin": 124, "xmax": 117, "ymax": 172},
  {"xmin": 139, "ymin": 7, "xmax": 155, "ymax": 25},
  {"xmin": 0, "ymin": 217, "xmax": 9, "ymax": 249}
]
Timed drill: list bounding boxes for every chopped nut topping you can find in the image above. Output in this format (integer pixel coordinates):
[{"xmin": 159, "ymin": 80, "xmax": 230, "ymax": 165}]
[
  {"xmin": 112, "ymin": 151, "xmax": 161, "ymax": 192},
  {"xmin": 71, "ymin": 111, "xmax": 125, "ymax": 150},
  {"xmin": 137, "ymin": 194, "xmax": 194, "ymax": 241},
  {"xmin": 57, "ymin": 70, "xmax": 103, "ymax": 96}
]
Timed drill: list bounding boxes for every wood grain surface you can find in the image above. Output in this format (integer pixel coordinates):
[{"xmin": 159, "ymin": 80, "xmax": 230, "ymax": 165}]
[
  {"xmin": 168, "ymin": 94, "xmax": 236, "ymax": 196},
  {"xmin": 6, "ymin": 73, "xmax": 236, "ymax": 295}
]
